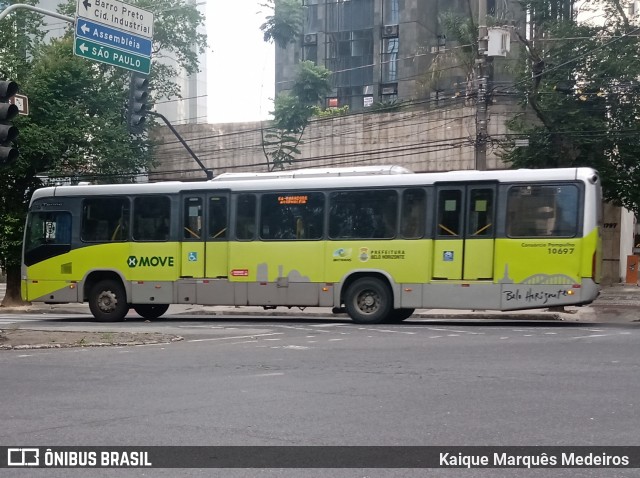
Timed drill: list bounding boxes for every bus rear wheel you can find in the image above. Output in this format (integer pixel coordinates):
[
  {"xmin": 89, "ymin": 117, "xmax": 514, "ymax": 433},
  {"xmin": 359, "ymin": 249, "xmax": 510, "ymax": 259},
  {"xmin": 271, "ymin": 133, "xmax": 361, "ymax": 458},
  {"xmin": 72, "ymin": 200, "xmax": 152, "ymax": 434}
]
[
  {"xmin": 133, "ymin": 304, "xmax": 170, "ymax": 320},
  {"xmin": 386, "ymin": 308, "xmax": 415, "ymax": 323},
  {"xmin": 89, "ymin": 279, "xmax": 129, "ymax": 322},
  {"xmin": 345, "ymin": 277, "xmax": 392, "ymax": 324}
]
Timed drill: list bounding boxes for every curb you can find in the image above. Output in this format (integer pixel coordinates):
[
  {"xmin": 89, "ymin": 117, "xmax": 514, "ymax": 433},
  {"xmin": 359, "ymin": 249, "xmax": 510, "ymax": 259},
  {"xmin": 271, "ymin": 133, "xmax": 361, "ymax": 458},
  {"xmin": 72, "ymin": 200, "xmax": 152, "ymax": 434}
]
[
  {"xmin": 0, "ymin": 334, "xmax": 184, "ymax": 350},
  {"xmin": 1, "ymin": 306, "xmax": 574, "ymax": 321}
]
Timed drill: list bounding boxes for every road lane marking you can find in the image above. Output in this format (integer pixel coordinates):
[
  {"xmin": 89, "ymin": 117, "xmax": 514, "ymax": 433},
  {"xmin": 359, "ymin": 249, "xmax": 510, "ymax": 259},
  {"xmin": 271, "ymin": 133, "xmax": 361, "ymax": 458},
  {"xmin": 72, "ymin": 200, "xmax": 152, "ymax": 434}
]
[
  {"xmin": 187, "ymin": 333, "xmax": 284, "ymax": 343},
  {"xmin": 356, "ymin": 327, "xmax": 416, "ymax": 335},
  {"xmin": 571, "ymin": 333, "xmax": 623, "ymax": 339},
  {"xmin": 426, "ymin": 327, "xmax": 483, "ymax": 335}
]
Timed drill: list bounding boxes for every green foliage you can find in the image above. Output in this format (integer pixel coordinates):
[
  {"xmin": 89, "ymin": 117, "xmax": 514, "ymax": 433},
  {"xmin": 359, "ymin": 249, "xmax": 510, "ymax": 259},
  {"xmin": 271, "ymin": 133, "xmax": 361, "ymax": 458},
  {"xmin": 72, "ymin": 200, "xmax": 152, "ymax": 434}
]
[
  {"xmin": 0, "ymin": 0, "xmax": 45, "ymax": 80},
  {"xmin": 15, "ymin": 38, "xmax": 152, "ymax": 181},
  {"xmin": 262, "ymin": 62, "xmax": 332, "ymax": 170},
  {"xmin": 312, "ymin": 105, "xmax": 350, "ymax": 117},
  {"xmin": 271, "ymin": 94, "xmax": 312, "ymax": 134},
  {"xmin": 291, "ymin": 61, "xmax": 332, "ymax": 104},
  {"xmin": 501, "ymin": 0, "xmax": 640, "ymax": 217},
  {"xmin": 371, "ymin": 99, "xmax": 405, "ymax": 112},
  {"xmin": 417, "ymin": 11, "xmax": 477, "ymax": 98},
  {"xmin": 259, "ymin": 0, "xmax": 303, "ymax": 49}
]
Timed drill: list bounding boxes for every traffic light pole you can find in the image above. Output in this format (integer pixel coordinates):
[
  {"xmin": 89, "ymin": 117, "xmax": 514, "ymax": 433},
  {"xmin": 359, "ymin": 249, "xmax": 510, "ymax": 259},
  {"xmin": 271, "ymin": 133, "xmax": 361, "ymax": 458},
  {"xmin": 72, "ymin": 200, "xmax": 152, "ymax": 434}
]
[
  {"xmin": 0, "ymin": 4, "xmax": 74, "ymax": 24},
  {"xmin": 146, "ymin": 111, "xmax": 213, "ymax": 180},
  {"xmin": 0, "ymin": 80, "xmax": 20, "ymax": 164}
]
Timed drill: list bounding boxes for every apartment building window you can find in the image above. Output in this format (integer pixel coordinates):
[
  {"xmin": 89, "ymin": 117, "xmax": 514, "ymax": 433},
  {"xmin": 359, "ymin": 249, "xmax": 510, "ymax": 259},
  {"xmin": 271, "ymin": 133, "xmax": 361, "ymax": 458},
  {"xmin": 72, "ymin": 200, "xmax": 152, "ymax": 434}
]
[
  {"xmin": 326, "ymin": 0, "xmax": 374, "ymax": 31},
  {"xmin": 303, "ymin": 0, "xmax": 321, "ymax": 34},
  {"xmin": 383, "ymin": 0, "xmax": 399, "ymax": 25},
  {"xmin": 381, "ymin": 38, "xmax": 398, "ymax": 83},
  {"xmin": 326, "ymin": 29, "xmax": 374, "ymax": 108},
  {"xmin": 303, "ymin": 44, "xmax": 318, "ymax": 63}
]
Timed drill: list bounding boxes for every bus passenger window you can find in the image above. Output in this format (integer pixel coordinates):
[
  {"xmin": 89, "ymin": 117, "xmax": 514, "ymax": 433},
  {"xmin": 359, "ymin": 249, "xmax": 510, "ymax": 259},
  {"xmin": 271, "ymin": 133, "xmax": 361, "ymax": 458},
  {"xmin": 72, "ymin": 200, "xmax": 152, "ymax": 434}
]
[
  {"xmin": 183, "ymin": 197, "xmax": 203, "ymax": 239},
  {"xmin": 329, "ymin": 190, "xmax": 397, "ymax": 239},
  {"xmin": 468, "ymin": 189, "xmax": 493, "ymax": 237},
  {"xmin": 260, "ymin": 192, "xmax": 324, "ymax": 240},
  {"xmin": 236, "ymin": 194, "xmax": 256, "ymax": 240},
  {"xmin": 208, "ymin": 196, "xmax": 228, "ymax": 240},
  {"xmin": 401, "ymin": 189, "xmax": 425, "ymax": 238},
  {"xmin": 437, "ymin": 190, "xmax": 461, "ymax": 236},
  {"xmin": 133, "ymin": 196, "xmax": 171, "ymax": 241},
  {"xmin": 81, "ymin": 198, "xmax": 130, "ymax": 242}
]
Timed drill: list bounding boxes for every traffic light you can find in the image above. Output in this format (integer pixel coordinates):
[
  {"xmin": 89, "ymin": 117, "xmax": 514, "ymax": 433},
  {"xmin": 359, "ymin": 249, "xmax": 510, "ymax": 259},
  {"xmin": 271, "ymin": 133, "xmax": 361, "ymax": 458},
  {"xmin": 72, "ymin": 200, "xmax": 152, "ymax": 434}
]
[
  {"xmin": 0, "ymin": 80, "xmax": 19, "ymax": 165},
  {"xmin": 127, "ymin": 72, "xmax": 149, "ymax": 134}
]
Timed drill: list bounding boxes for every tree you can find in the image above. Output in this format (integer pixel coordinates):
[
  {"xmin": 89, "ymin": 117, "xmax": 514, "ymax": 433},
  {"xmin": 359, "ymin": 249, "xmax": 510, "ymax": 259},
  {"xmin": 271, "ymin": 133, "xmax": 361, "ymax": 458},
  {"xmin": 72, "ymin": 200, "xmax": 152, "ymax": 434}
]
[
  {"xmin": 260, "ymin": 0, "xmax": 303, "ymax": 49},
  {"xmin": 417, "ymin": 11, "xmax": 478, "ymax": 102},
  {"xmin": 0, "ymin": 0, "xmax": 207, "ymax": 306},
  {"xmin": 262, "ymin": 61, "xmax": 331, "ymax": 171},
  {"xmin": 259, "ymin": 1, "xmax": 332, "ymax": 170},
  {"xmin": 500, "ymin": 0, "xmax": 640, "ymax": 217}
]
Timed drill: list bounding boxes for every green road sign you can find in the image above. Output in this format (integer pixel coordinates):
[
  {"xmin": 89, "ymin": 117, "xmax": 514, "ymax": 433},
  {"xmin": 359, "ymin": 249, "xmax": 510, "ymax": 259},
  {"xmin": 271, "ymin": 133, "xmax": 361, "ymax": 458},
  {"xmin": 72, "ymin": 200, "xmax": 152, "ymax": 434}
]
[{"xmin": 74, "ymin": 38, "xmax": 151, "ymax": 74}]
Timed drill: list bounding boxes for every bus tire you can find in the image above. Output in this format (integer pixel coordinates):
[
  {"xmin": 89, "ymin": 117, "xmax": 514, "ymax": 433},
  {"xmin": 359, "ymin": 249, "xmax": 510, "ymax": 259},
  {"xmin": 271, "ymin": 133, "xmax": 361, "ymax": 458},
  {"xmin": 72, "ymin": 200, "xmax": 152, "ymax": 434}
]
[
  {"xmin": 345, "ymin": 277, "xmax": 392, "ymax": 324},
  {"xmin": 89, "ymin": 279, "xmax": 129, "ymax": 322},
  {"xmin": 133, "ymin": 304, "xmax": 170, "ymax": 320},
  {"xmin": 386, "ymin": 308, "xmax": 415, "ymax": 323}
]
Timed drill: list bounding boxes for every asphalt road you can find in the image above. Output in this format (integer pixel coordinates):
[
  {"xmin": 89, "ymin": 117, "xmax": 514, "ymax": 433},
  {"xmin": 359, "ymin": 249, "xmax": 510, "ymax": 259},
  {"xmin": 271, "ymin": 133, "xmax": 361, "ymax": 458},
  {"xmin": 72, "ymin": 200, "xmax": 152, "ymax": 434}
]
[{"xmin": 1, "ymin": 312, "xmax": 640, "ymax": 478}]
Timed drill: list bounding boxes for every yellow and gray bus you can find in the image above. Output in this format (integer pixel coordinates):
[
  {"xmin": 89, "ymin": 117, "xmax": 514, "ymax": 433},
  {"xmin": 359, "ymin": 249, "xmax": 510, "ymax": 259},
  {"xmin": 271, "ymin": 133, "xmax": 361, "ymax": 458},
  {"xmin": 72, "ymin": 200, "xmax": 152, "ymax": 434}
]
[{"xmin": 22, "ymin": 165, "xmax": 602, "ymax": 324}]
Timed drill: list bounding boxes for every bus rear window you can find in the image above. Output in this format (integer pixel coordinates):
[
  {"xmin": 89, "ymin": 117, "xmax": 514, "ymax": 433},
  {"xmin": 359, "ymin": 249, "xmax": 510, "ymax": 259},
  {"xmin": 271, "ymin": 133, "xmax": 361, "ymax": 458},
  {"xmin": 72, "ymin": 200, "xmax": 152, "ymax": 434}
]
[{"xmin": 507, "ymin": 184, "xmax": 579, "ymax": 237}]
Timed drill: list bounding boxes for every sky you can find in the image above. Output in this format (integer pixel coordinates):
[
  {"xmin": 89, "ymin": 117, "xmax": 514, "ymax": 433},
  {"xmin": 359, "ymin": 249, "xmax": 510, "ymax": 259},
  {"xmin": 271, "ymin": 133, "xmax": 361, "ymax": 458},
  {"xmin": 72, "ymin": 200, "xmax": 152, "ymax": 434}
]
[{"xmin": 205, "ymin": 1, "xmax": 275, "ymax": 124}]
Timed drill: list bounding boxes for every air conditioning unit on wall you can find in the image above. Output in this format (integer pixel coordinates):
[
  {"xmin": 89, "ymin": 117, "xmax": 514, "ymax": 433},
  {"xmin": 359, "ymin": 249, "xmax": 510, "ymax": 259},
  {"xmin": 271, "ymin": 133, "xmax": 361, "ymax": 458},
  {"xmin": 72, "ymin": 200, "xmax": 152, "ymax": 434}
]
[
  {"xmin": 303, "ymin": 33, "xmax": 317, "ymax": 45},
  {"xmin": 382, "ymin": 24, "xmax": 399, "ymax": 38},
  {"xmin": 487, "ymin": 27, "xmax": 510, "ymax": 57},
  {"xmin": 380, "ymin": 83, "xmax": 398, "ymax": 95}
]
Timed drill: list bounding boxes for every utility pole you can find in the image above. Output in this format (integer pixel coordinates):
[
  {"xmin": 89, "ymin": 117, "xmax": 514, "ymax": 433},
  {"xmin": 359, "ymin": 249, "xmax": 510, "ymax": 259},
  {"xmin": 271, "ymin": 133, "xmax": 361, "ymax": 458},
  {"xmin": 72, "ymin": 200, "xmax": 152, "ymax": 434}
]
[{"xmin": 475, "ymin": 0, "xmax": 488, "ymax": 170}]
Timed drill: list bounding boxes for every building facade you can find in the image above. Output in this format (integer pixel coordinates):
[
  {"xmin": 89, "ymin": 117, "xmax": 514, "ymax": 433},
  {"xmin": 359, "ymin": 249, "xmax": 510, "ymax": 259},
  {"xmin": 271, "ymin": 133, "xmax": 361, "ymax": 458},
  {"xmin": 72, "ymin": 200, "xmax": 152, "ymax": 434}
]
[{"xmin": 276, "ymin": 0, "xmax": 524, "ymax": 112}]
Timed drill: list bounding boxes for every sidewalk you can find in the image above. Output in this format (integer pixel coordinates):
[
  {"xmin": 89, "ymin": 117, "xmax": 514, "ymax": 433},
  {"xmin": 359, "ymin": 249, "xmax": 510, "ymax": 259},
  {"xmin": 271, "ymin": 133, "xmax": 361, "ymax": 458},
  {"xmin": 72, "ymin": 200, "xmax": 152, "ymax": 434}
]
[{"xmin": 2, "ymin": 283, "xmax": 638, "ymax": 324}]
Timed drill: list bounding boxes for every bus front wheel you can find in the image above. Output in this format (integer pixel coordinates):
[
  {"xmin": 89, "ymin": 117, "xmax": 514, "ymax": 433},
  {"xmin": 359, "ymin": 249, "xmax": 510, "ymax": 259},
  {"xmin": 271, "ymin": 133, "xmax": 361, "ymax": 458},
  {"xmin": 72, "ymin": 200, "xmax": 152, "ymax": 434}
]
[
  {"xmin": 89, "ymin": 279, "xmax": 129, "ymax": 322},
  {"xmin": 133, "ymin": 304, "xmax": 170, "ymax": 320},
  {"xmin": 345, "ymin": 277, "xmax": 392, "ymax": 324}
]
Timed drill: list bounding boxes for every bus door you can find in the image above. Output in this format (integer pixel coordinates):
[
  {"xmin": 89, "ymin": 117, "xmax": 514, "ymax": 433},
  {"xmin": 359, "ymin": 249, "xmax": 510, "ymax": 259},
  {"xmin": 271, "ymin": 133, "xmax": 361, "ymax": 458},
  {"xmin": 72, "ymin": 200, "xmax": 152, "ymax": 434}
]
[
  {"xmin": 432, "ymin": 184, "xmax": 496, "ymax": 281},
  {"xmin": 204, "ymin": 193, "xmax": 229, "ymax": 278},
  {"xmin": 180, "ymin": 194, "xmax": 206, "ymax": 278}
]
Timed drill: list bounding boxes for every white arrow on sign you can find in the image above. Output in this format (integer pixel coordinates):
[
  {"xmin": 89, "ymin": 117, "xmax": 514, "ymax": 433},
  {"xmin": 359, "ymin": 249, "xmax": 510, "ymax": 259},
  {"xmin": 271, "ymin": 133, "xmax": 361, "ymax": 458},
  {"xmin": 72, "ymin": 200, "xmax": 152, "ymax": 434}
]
[
  {"xmin": 81, "ymin": 23, "xmax": 90, "ymax": 35},
  {"xmin": 79, "ymin": 43, "xmax": 89, "ymax": 54}
]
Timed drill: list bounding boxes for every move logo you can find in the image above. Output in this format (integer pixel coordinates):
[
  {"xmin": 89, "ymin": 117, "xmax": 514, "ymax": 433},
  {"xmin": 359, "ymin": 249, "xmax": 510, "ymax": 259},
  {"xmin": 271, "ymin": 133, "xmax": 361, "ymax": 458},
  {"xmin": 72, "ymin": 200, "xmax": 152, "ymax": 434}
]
[{"xmin": 127, "ymin": 255, "xmax": 175, "ymax": 268}]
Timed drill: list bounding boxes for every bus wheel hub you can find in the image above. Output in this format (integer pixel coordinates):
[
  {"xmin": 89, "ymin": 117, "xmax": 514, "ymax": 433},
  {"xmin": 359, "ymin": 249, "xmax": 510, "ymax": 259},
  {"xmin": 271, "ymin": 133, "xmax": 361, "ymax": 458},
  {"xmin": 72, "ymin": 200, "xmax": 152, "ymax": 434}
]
[
  {"xmin": 359, "ymin": 292, "xmax": 377, "ymax": 311},
  {"xmin": 97, "ymin": 291, "xmax": 117, "ymax": 312}
]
